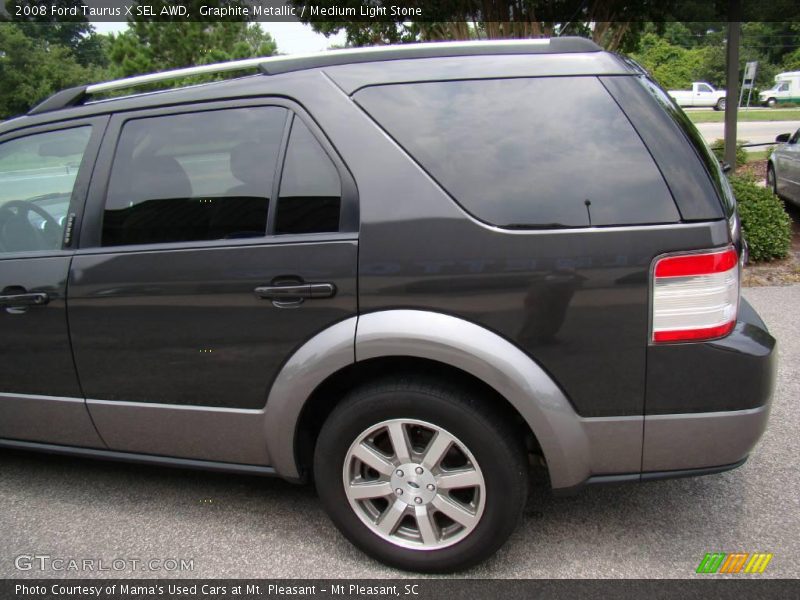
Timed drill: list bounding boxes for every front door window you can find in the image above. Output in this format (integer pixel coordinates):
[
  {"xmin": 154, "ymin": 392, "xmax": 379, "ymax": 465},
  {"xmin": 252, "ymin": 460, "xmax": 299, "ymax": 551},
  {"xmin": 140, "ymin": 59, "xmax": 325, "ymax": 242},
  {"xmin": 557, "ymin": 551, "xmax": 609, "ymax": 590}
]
[{"xmin": 0, "ymin": 127, "xmax": 91, "ymax": 254}]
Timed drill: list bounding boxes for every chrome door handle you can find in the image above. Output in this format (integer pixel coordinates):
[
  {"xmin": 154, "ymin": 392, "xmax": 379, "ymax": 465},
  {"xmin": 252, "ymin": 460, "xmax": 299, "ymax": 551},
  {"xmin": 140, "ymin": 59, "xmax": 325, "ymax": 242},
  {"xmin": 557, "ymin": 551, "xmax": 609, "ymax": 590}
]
[
  {"xmin": 255, "ymin": 284, "xmax": 308, "ymax": 299},
  {"xmin": 254, "ymin": 282, "xmax": 336, "ymax": 306},
  {"xmin": 0, "ymin": 292, "xmax": 49, "ymax": 307},
  {"xmin": 306, "ymin": 283, "xmax": 337, "ymax": 298}
]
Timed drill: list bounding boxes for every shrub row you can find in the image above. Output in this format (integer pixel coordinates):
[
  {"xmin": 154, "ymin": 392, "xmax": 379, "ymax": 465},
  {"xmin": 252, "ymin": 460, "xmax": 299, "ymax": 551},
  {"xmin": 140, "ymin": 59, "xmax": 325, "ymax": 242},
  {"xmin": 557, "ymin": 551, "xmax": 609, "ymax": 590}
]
[
  {"xmin": 730, "ymin": 174, "xmax": 792, "ymax": 262},
  {"xmin": 710, "ymin": 138, "xmax": 748, "ymax": 168}
]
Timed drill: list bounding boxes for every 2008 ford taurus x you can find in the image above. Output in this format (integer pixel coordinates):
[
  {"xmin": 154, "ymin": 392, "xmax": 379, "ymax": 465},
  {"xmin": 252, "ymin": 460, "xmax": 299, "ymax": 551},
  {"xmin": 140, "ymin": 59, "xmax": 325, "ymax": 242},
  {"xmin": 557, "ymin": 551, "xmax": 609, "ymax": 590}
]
[{"xmin": 0, "ymin": 38, "xmax": 775, "ymax": 572}]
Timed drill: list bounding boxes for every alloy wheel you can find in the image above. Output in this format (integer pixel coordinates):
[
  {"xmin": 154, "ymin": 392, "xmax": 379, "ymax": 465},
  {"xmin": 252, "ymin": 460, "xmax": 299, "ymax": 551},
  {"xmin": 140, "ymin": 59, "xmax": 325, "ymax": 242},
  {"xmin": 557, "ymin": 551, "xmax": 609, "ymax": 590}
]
[{"xmin": 342, "ymin": 418, "xmax": 486, "ymax": 550}]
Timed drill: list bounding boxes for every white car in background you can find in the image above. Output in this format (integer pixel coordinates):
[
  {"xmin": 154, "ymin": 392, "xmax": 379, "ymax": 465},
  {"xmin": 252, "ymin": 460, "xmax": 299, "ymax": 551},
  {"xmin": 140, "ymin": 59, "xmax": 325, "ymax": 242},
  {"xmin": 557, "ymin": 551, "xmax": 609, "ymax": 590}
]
[
  {"xmin": 668, "ymin": 82, "xmax": 727, "ymax": 110},
  {"xmin": 767, "ymin": 128, "xmax": 800, "ymax": 207}
]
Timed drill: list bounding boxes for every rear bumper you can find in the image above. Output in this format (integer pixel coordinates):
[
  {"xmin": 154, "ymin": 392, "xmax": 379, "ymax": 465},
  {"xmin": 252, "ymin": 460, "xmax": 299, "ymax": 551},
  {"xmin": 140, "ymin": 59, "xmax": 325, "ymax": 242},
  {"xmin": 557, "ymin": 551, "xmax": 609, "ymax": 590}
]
[
  {"xmin": 556, "ymin": 404, "xmax": 769, "ymax": 495},
  {"xmin": 552, "ymin": 297, "xmax": 775, "ymax": 493},
  {"xmin": 642, "ymin": 296, "xmax": 775, "ymax": 471},
  {"xmin": 641, "ymin": 404, "xmax": 770, "ymax": 471}
]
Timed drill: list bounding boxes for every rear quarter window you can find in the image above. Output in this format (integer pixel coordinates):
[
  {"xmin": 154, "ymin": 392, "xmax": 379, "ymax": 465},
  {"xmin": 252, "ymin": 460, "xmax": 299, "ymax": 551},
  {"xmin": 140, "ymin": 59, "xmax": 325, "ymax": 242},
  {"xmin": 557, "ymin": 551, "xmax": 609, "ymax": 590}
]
[{"xmin": 355, "ymin": 77, "xmax": 680, "ymax": 228}]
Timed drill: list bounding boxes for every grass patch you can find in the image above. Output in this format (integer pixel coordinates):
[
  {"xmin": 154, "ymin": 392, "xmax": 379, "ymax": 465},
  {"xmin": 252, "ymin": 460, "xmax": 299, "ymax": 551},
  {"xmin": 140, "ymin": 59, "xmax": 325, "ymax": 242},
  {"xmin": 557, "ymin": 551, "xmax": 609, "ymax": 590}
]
[
  {"xmin": 746, "ymin": 149, "xmax": 771, "ymax": 162},
  {"xmin": 687, "ymin": 109, "xmax": 800, "ymax": 123}
]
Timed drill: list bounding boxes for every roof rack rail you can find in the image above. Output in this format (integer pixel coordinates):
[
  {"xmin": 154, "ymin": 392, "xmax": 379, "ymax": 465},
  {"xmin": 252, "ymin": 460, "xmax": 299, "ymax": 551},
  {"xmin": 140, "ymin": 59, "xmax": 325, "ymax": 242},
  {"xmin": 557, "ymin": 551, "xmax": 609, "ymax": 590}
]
[
  {"xmin": 28, "ymin": 37, "xmax": 601, "ymax": 116},
  {"xmin": 28, "ymin": 56, "xmax": 271, "ymax": 115}
]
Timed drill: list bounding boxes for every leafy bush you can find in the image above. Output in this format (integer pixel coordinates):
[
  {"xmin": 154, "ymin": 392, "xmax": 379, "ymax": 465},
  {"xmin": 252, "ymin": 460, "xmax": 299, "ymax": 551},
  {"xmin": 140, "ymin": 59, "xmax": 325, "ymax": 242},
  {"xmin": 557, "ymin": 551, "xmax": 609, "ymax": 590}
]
[
  {"xmin": 631, "ymin": 33, "xmax": 708, "ymax": 90},
  {"xmin": 730, "ymin": 175, "xmax": 792, "ymax": 261},
  {"xmin": 710, "ymin": 138, "xmax": 748, "ymax": 168}
]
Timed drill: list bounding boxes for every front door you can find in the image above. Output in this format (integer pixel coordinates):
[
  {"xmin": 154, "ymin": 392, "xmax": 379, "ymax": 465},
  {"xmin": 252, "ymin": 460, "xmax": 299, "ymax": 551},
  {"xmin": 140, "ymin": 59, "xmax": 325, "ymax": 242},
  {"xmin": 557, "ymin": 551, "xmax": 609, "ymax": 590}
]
[
  {"xmin": 68, "ymin": 102, "xmax": 358, "ymax": 463},
  {"xmin": 0, "ymin": 119, "xmax": 107, "ymax": 447}
]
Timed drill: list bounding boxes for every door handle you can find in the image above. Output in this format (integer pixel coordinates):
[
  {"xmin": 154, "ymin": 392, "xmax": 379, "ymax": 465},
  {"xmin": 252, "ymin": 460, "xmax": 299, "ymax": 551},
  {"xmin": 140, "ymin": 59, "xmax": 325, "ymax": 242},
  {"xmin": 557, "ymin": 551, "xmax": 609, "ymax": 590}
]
[
  {"xmin": 0, "ymin": 292, "xmax": 49, "ymax": 307},
  {"xmin": 254, "ymin": 282, "xmax": 336, "ymax": 306}
]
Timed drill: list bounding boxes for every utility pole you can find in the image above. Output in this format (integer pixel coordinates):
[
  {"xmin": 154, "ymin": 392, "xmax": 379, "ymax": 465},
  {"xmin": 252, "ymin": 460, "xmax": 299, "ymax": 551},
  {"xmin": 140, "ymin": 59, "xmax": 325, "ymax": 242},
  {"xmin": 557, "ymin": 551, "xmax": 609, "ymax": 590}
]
[{"xmin": 724, "ymin": 1, "xmax": 741, "ymax": 168}]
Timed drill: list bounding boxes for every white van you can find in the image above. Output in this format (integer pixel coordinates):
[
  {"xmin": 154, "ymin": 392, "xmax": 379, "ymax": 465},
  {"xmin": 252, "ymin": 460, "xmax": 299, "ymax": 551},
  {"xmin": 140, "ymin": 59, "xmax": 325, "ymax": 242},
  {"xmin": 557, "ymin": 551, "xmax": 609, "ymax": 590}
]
[{"xmin": 760, "ymin": 72, "xmax": 800, "ymax": 107}]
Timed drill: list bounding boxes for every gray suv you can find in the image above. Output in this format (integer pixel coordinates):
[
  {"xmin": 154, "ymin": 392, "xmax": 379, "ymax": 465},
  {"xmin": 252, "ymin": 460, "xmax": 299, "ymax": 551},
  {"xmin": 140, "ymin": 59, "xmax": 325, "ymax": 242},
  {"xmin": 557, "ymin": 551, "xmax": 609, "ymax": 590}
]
[{"xmin": 0, "ymin": 38, "xmax": 776, "ymax": 572}]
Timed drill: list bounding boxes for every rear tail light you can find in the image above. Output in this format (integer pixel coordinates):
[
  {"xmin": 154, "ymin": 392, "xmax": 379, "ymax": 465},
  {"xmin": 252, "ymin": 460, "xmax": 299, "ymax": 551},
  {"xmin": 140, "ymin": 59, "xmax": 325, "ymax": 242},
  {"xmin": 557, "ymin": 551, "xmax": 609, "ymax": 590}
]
[{"xmin": 651, "ymin": 246, "xmax": 739, "ymax": 343}]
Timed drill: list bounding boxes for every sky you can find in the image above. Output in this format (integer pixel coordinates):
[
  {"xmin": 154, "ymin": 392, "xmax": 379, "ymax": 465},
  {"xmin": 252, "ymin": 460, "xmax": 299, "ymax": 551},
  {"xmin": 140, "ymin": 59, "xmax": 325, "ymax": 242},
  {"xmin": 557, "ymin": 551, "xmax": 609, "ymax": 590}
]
[{"xmin": 91, "ymin": 21, "xmax": 346, "ymax": 55}]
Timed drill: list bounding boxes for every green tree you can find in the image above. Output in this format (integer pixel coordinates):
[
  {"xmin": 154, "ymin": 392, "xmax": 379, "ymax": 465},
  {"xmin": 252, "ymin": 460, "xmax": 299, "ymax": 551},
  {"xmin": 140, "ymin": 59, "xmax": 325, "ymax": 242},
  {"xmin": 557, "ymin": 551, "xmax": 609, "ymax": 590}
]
[
  {"xmin": 5, "ymin": 0, "xmax": 108, "ymax": 67},
  {"xmin": 0, "ymin": 22, "xmax": 95, "ymax": 119},
  {"xmin": 290, "ymin": 0, "xmax": 666, "ymax": 51},
  {"xmin": 631, "ymin": 33, "xmax": 707, "ymax": 90},
  {"xmin": 783, "ymin": 47, "xmax": 800, "ymax": 71},
  {"xmin": 108, "ymin": 1, "xmax": 277, "ymax": 78}
]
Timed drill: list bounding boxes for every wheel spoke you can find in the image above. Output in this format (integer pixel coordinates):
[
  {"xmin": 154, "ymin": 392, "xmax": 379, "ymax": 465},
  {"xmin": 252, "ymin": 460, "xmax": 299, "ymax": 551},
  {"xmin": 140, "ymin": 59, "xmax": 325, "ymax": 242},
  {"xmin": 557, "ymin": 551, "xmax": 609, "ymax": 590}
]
[
  {"xmin": 387, "ymin": 421, "xmax": 412, "ymax": 462},
  {"xmin": 436, "ymin": 468, "xmax": 482, "ymax": 490},
  {"xmin": 377, "ymin": 499, "xmax": 407, "ymax": 536},
  {"xmin": 421, "ymin": 430, "xmax": 454, "ymax": 470},
  {"xmin": 347, "ymin": 480, "xmax": 393, "ymax": 501},
  {"xmin": 414, "ymin": 505, "xmax": 439, "ymax": 545},
  {"xmin": 431, "ymin": 495, "xmax": 478, "ymax": 528},
  {"xmin": 351, "ymin": 442, "xmax": 395, "ymax": 477}
]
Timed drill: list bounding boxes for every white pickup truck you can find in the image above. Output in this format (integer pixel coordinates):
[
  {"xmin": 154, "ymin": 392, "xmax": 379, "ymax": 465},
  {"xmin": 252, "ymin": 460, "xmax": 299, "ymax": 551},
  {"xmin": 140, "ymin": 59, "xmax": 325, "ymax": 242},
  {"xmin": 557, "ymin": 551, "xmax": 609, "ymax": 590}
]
[{"xmin": 668, "ymin": 82, "xmax": 727, "ymax": 110}]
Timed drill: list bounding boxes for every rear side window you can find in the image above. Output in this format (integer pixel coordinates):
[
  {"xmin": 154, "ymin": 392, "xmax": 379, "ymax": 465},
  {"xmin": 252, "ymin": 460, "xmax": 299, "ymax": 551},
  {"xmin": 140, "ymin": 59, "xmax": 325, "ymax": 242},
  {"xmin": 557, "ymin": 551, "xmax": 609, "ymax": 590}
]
[
  {"xmin": 103, "ymin": 107, "xmax": 287, "ymax": 246},
  {"xmin": 276, "ymin": 118, "xmax": 342, "ymax": 235},
  {"xmin": 631, "ymin": 76, "xmax": 733, "ymax": 216},
  {"xmin": 355, "ymin": 77, "xmax": 679, "ymax": 228}
]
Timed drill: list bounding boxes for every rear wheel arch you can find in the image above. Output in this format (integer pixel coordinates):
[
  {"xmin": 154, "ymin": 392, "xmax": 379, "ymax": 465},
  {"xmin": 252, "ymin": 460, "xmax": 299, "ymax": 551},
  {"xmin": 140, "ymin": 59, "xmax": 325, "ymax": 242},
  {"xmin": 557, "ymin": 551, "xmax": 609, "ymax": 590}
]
[
  {"xmin": 293, "ymin": 356, "xmax": 541, "ymax": 481},
  {"xmin": 265, "ymin": 309, "xmax": 593, "ymax": 489}
]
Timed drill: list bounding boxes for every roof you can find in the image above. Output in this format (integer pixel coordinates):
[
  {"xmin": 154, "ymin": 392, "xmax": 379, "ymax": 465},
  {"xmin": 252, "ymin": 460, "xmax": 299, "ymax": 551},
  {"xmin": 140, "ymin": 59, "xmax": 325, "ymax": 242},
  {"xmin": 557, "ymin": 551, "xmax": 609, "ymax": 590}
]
[
  {"xmin": 26, "ymin": 37, "xmax": 603, "ymax": 116},
  {"xmin": 0, "ymin": 37, "xmax": 635, "ymax": 133}
]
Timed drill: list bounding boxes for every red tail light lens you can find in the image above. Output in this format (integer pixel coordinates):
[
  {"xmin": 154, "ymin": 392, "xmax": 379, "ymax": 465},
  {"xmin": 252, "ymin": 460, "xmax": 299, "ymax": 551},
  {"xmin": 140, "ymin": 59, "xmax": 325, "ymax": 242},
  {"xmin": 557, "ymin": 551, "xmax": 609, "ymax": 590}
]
[{"xmin": 651, "ymin": 247, "xmax": 739, "ymax": 344}]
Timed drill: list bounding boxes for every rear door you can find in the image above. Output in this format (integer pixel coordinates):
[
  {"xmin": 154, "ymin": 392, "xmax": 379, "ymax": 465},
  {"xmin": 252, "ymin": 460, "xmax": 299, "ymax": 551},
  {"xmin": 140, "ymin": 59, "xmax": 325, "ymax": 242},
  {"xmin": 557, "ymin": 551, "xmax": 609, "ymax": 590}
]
[
  {"xmin": 68, "ymin": 100, "xmax": 357, "ymax": 462},
  {"xmin": 0, "ymin": 118, "xmax": 107, "ymax": 447}
]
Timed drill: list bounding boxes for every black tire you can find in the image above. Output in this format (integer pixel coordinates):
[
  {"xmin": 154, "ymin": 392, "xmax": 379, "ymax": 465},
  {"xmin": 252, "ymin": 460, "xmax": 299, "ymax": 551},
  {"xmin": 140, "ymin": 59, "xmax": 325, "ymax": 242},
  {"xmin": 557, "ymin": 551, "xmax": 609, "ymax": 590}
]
[
  {"xmin": 313, "ymin": 375, "xmax": 528, "ymax": 573},
  {"xmin": 767, "ymin": 163, "xmax": 778, "ymax": 196},
  {"xmin": 767, "ymin": 97, "xmax": 777, "ymax": 108},
  {"xmin": 715, "ymin": 98, "xmax": 726, "ymax": 111}
]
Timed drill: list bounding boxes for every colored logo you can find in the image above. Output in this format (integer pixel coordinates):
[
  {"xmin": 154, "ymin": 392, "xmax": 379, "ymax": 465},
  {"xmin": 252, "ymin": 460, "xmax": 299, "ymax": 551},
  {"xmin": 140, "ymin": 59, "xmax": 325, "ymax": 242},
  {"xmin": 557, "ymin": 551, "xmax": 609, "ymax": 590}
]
[{"xmin": 696, "ymin": 552, "xmax": 773, "ymax": 574}]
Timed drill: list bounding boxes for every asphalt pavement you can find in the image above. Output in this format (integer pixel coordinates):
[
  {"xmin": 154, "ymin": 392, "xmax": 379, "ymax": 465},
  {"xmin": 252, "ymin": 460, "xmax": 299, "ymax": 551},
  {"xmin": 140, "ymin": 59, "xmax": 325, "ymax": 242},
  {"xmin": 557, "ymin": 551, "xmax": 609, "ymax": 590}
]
[
  {"xmin": 0, "ymin": 285, "xmax": 798, "ymax": 579},
  {"xmin": 696, "ymin": 120, "xmax": 800, "ymax": 151}
]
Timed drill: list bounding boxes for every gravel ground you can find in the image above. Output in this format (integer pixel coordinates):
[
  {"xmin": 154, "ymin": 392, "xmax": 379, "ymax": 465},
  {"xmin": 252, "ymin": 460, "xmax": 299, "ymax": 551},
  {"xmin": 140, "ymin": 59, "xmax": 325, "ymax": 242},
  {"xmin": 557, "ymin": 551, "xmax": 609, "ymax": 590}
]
[{"xmin": 0, "ymin": 286, "xmax": 797, "ymax": 579}]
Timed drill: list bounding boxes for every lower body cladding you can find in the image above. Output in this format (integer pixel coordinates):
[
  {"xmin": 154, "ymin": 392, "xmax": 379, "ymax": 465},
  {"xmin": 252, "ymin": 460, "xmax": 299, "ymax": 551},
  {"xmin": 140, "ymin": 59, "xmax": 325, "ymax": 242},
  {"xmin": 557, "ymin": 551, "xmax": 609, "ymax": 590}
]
[
  {"xmin": 0, "ymin": 400, "xmax": 771, "ymax": 491},
  {"xmin": 561, "ymin": 404, "xmax": 771, "ymax": 495},
  {"xmin": 0, "ymin": 302, "xmax": 775, "ymax": 493}
]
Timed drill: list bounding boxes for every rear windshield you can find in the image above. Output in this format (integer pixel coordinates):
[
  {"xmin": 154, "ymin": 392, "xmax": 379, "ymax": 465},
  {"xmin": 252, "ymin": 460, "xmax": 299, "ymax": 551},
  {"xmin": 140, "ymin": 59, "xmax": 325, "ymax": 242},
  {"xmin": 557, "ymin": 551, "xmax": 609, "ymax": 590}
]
[{"xmin": 355, "ymin": 76, "xmax": 680, "ymax": 228}]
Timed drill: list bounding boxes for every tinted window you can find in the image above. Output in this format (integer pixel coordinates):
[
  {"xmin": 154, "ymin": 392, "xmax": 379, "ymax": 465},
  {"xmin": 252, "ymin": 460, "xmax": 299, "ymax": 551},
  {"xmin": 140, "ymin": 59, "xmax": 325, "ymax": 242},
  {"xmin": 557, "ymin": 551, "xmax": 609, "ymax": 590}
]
[
  {"xmin": 634, "ymin": 76, "xmax": 734, "ymax": 215},
  {"xmin": 276, "ymin": 119, "xmax": 341, "ymax": 235},
  {"xmin": 356, "ymin": 77, "xmax": 679, "ymax": 228},
  {"xmin": 0, "ymin": 127, "xmax": 91, "ymax": 254},
  {"xmin": 103, "ymin": 107, "xmax": 287, "ymax": 246},
  {"xmin": 697, "ymin": 83, "xmax": 712, "ymax": 93}
]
